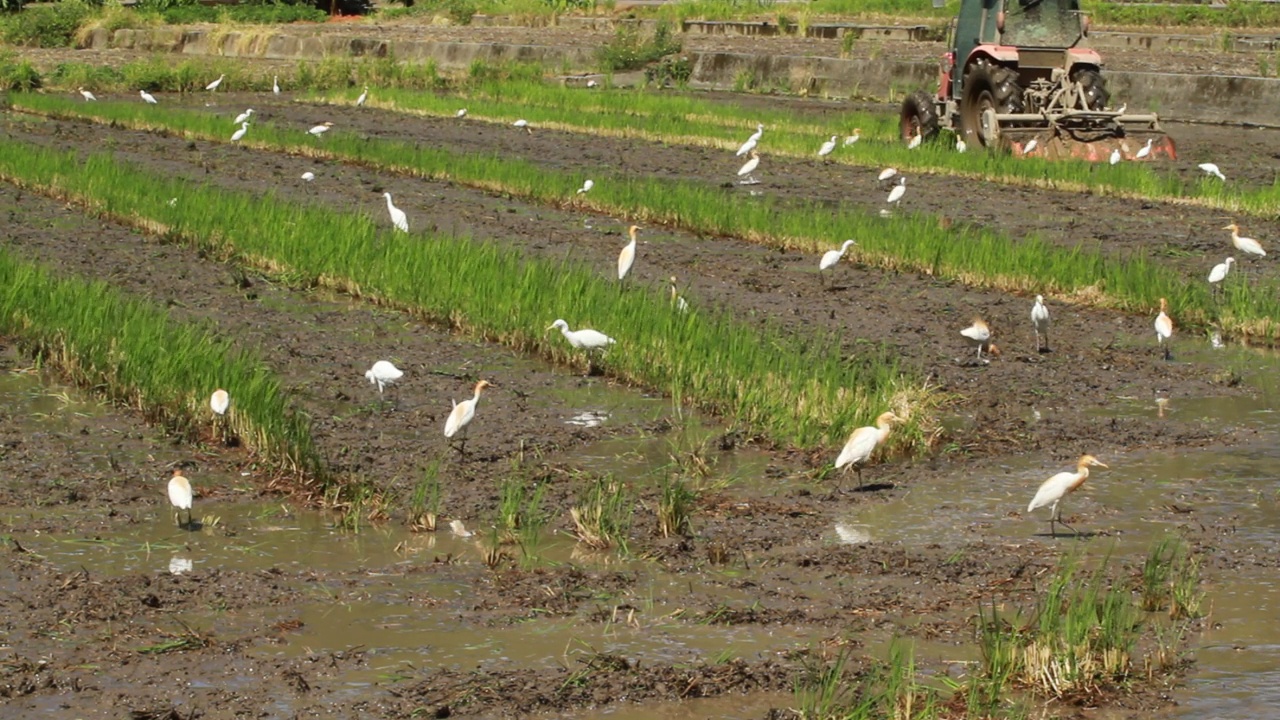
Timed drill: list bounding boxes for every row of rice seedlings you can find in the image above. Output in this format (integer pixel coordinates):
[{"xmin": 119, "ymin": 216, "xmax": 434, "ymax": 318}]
[
  {"xmin": 973, "ymin": 551, "xmax": 1157, "ymax": 703},
  {"xmin": 570, "ymin": 474, "xmax": 634, "ymax": 553},
  {"xmin": 27, "ymin": 52, "xmax": 1276, "ymax": 217},
  {"xmin": 0, "ymin": 247, "xmax": 320, "ymax": 477},
  {"xmin": 793, "ymin": 641, "xmax": 948, "ymax": 720},
  {"xmin": 307, "ymin": 79, "xmax": 1280, "ymax": 217},
  {"xmin": 0, "ymin": 138, "xmax": 915, "ymax": 450},
  {"xmin": 1138, "ymin": 536, "xmax": 1206, "ymax": 620},
  {"xmin": 16, "ymin": 95, "xmax": 1280, "ymax": 345}
]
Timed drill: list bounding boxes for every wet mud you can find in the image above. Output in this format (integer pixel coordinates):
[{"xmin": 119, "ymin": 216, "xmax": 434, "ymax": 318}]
[{"xmin": 0, "ymin": 82, "xmax": 1261, "ymax": 717}]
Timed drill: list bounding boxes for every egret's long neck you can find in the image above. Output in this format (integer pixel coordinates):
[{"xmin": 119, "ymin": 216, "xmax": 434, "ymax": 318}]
[
  {"xmin": 876, "ymin": 422, "xmax": 892, "ymax": 443},
  {"xmin": 472, "ymin": 386, "xmax": 484, "ymax": 403}
]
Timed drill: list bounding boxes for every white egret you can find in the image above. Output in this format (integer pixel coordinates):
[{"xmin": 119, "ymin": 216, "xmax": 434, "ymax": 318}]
[
  {"xmin": 669, "ymin": 276, "xmax": 689, "ymax": 313},
  {"xmin": 1023, "ymin": 138, "xmax": 1039, "ymax": 155},
  {"xmin": 514, "ymin": 119, "xmax": 532, "ymax": 133},
  {"xmin": 1154, "ymin": 297, "xmax": 1174, "ymax": 361},
  {"xmin": 843, "ymin": 128, "xmax": 861, "ymax": 146},
  {"xmin": 1135, "ymin": 138, "xmax": 1154, "ymax": 159},
  {"xmin": 355, "ymin": 85, "xmax": 369, "ymax": 107},
  {"xmin": 547, "ymin": 319, "xmax": 615, "ymax": 350},
  {"xmin": 233, "ymin": 108, "xmax": 254, "ymax": 125},
  {"xmin": 365, "ymin": 360, "xmax": 403, "ymax": 394},
  {"xmin": 1027, "ymin": 455, "xmax": 1108, "ymax": 537},
  {"xmin": 1031, "ymin": 295, "xmax": 1050, "ymax": 353},
  {"xmin": 140, "ymin": 90, "xmax": 158, "ymax": 104},
  {"xmin": 617, "ymin": 225, "xmax": 639, "ymax": 281},
  {"xmin": 273, "ymin": 75, "xmax": 280, "ymax": 95},
  {"xmin": 384, "ymin": 192, "xmax": 409, "ymax": 233},
  {"xmin": 737, "ymin": 151, "xmax": 761, "ymax": 185},
  {"xmin": 834, "ymin": 411, "xmax": 901, "ymax": 489},
  {"xmin": 444, "ymin": 380, "xmax": 493, "ymax": 456},
  {"xmin": 818, "ymin": 135, "xmax": 837, "ymax": 158},
  {"xmin": 576, "ymin": 179, "xmax": 594, "ymax": 195},
  {"xmin": 301, "ymin": 171, "xmax": 316, "ymax": 182},
  {"xmin": 1224, "ymin": 222, "xmax": 1265, "ymax": 258},
  {"xmin": 1198, "ymin": 162, "xmax": 1226, "ymax": 181},
  {"xmin": 819, "ymin": 239, "xmax": 856, "ymax": 286},
  {"xmin": 167, "ymin": 468, "xmax": 194, "ymax": 529},
  {"xmin": 78, "ymin": 87, "xmax": 96, "ymax": 102},
  {"xmin": 878, "ymin": 167, "xmax": 898, "ymax": 183},
  {"xmin": 1114, "ymin": 103, "xmax": 1127, "ymax": 114},
  {"xmin": 450, "ymin": 519, "xmax": 474, "ymax": 538},
  {"xmin": 205, "ymin": 74, "xmax": 225, "ymax": 92},
  {"xmin": 230, "ymin": 122, "xmax": 249, "ymax": 142},
  {"xmin": 736, "ymin": 123, "xmax": 764, "ymax": 156},
  {"xmin": 961, "ymin": 318, "xmax": 999, "ymax": 363},
  {"xmin": 210, "ymin": 389, "xmax": 230, "ymax": 416},
  {"xmin": 955, "ymin": 137, "xmax": 967, "ymax": 153},
  {"xmin": 456, "ymin": 108, "xmax": 467, "ymax": 118},
  {"xmin": 1109, "ymin": 147, "xmax": 1122, "ymax": 165},
  {"xmin": 886, "ymin": 177, "xmax": 906, "ymax": 206},
  {"xmin": 587, "ymin": 79, "xmax": 599, "ymax": 88},
  {"xmin": 1208, "ymin": 257, "xmax": 1234, "ymax": 297},
  {"xmin": 308, "ymin": 121, "xmax": 333, "ymax": 137},
  {"xmin": 907, "ymin": 127, "xmax": 923, "ymax": 150}
]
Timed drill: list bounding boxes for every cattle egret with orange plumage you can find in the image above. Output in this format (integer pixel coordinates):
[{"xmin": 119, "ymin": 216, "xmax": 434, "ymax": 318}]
[
  {"xmin": 834, "ymin": 411, "xmax": 901, "ymax": 489},
  {"xmin": 1027, "ymin": 455, "xmax": 1108, "ymax": 537},
  {"xmin": 444, "ymin": 380, "xmax": 492, "ymax": 456},
  {"xmin": 961, "ymin": 318, "xmax": 999, "ymax": 363},
  {"xmin": 1155, "ymin": 298, "xmax": 1174, "ymax": 360},
  {"xmin": 168, "ymin": 468, "xmax": 194, "ymax": 530}
]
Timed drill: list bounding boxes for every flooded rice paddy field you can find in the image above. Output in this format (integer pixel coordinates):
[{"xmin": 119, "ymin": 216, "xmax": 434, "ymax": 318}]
[{"xmin": 1, "ymin": 89, "xmax": 1280, "ymax": 718}]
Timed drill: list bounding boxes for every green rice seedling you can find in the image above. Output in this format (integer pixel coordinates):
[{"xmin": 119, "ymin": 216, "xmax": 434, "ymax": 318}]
[
  {"xmin": 0, "ymin": 247, "xmax": 319, "ymax": 479},
  {"xmin": 974, "ymin": 551, "xmax": 1142, "ymax": 699},
  {"xmin": 0, "ymin": 132, "xmax": 921, "ymax": 451},
  {"xmin": 793, "ymin": 640, "xmax": 944, "ymax": 720},
  {"xmin": 570, "ymin": 474, "xmax": 633, "ymax": 553},
  {"xmin": 1169, "ymin": 546, "xmax": 1204, "ymax": 620},
  {"xmin": 20, "ymin": 95, "xmax": 1280, "ymax": 349},
  {"xmin": 657, "ymin": 475, "xmax": 696, "ymax": 538},
  {"xmin": 408, "ymin": 459, "xmax": 443, "ymax": 531},
  {"xmin": 1138, "ymin": 536, "xmax": 1177, "ymax": 612}
]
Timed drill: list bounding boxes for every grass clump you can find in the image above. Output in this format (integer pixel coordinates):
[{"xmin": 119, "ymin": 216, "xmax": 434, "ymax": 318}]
[
  {"xmin": 597, "ymin": 21, "xmax": 681, "ymax": 73},
  {"xmin": 656, "ymin": 475, "xmax": 696, "ymax": 538},
  {"xmin": 570, "ymin": 474, "xmax": 633, "ymax": 552},
  {"xmin": 1137, "ymin": 536, "xmax": 1205, "ymax": 619},
  {"xmin": 793, "ymin": 641, "xmax": 944, "ymax": 720},
  {"xmin": 0, "ymin": 247, "xmax": 320, "ymax": 477},
  {"xmin": 408, "ymin": 460, "xmax": 443, "ymax": 531},
  {"xmin": 0, "ymin": 0, "xmax": 93, "ymax": 47}
]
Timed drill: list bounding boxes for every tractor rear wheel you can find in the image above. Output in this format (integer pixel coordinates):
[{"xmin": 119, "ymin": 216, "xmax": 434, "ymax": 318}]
[
  {"xmin": 899, "ymin": 90, "xmax": 940, "ymax": 143},
  {"xmin": 1072, "ymin": 68, "xmax": 1109, "ymax": 110},
  {"xmin": 959, "ymin": 63, "xmax": 1024, "ymax": 148}
]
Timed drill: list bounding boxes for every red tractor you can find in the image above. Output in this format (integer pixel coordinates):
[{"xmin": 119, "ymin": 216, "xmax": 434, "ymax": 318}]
[{"xmin": 901, "ymin": 0, "xmax": 1175, "ymax": 161}]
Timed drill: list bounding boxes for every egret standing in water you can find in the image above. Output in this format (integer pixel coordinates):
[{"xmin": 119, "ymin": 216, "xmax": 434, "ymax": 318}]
[
  {"xmin": 1031, "ymin": 295, "xmax": 1051, "ymax": 353},
  {"xmin": 886, "ymin": 177, "xmax": 907, "ymax": 207},
  {"xmin": 617, "ymin": 225, "xmax": 639, "ymax": 281},
  {"xmin": 167, "ymin": 468, "xmax": 194, "ymax": 530},
  {"xmin": 384, "ymin": 192, "xmax": 409, "ymax": 233},
  {"xmin": 961, "ymin": 318, "xmax": 999, "ymax": 363},
  {"xmin": 1208, "ymin": 257, "xmax": 1234, "ymax": 298},
  {"xmin": 444, "ymin": 380, "xmax": 493, "ymax": 457},
  {"xmin": 548, "ymin": 320, "xmax": 614, "ymax": 350},
  {"xmin": 365, "ymin": 360, "xmax": 403, "ymax": 396},
  {"xmin": 817, "ymin": 135, "xmax": 837, "ymax": 159},
  {"xmin": 1027, "ymin": 455, "xmax": 1108, "ymax": 538},
  {"xmin": 1154, "ymin": 297, "xmax": 1174, "ymax": 360},
  {"xmin": 210, "ymin": 389, "xmax": 230, "ymax": 416},
  {"xmin": 737, "ymin": 151, "xmax": 761, "ymax": 185},
  {"xmin": 140, "ymin": 90, "xmax": 158, "ymax": 104},
  {"xmin": 819, "ymin": 239, "xmax": 856, "ymax": 287},
  {"xmin": 669, "ymin": 276, "xmax": 689, "ymax": 313},
  {"xmin": 1199, "ymin": 162, "xmax": 1226, "ymax": 181},
  {"xmin": 205, "ymin": 74, "xmax": 225, "ymax": 92},
  {"xmin": 834, "ymin": 411, "xmax": 901, "ymax": 489}
]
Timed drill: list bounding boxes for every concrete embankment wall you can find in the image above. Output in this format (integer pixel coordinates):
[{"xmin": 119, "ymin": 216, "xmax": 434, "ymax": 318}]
[{"xmin": 100, "ymin": 25, "xmax": 1280, "ymax": 126}]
